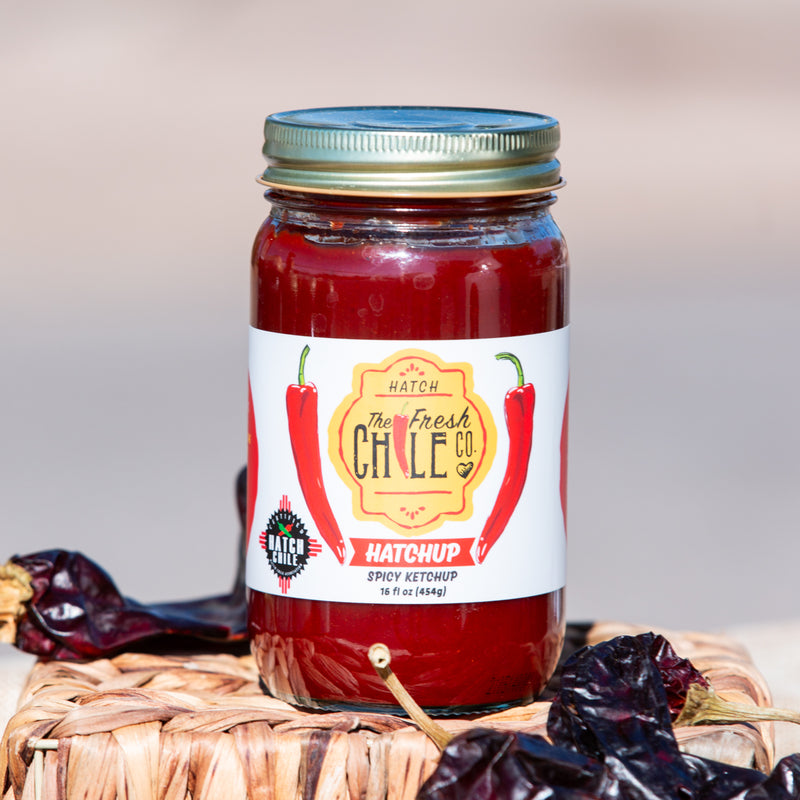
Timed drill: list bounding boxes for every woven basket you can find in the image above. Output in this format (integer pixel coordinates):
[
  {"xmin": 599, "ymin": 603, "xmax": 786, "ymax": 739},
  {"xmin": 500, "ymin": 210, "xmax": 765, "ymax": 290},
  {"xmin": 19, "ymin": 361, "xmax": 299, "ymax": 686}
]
[{"xmin": 0, "ymin": 622, "xmax": 775, "ymax": 800}]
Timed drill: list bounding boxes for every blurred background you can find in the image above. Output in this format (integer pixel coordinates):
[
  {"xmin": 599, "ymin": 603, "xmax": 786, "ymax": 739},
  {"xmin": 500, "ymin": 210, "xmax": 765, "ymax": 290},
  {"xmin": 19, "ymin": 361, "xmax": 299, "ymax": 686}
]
[{"xmin": 1, "ymin": 0, "xmax": 798, "ymax": 632}]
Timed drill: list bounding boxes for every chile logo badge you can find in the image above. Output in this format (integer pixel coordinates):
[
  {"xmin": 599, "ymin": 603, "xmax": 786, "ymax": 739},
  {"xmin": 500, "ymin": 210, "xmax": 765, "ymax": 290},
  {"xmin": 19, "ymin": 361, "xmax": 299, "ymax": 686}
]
[
  {"xmin": 328, "ymin": 349, "xmax": 496, "ymax": 535},
  {"xmin": 259, "ymin": 495, "xmax": 322, "ymax": 593}
]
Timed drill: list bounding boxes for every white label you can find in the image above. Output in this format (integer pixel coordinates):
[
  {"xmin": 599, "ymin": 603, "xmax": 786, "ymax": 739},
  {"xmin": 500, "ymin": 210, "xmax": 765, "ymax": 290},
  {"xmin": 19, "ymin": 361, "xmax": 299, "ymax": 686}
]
[{"xmin": 246, "ymin": 328, "xmax": 568, "ymax": 604}]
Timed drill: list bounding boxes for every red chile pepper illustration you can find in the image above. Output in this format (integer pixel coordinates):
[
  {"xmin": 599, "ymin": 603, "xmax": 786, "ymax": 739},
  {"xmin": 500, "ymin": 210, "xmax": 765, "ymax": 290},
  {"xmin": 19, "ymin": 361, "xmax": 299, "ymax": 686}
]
[
  {"xmin": 393, "ymin": 406, "xmax": 410, "ymax": 478},
  {"xmin": 286, "ymin": 345, "xmax": 347, "ymax": 564},
  {"xmin": 475, "ymin": 352, "xmax": 535, "ymax": 564},
  {"xmin": 246, "ymin": 379, "xmax": 259, "ymax": 549},
  {"xmin": 560, "ymin": 383, "xmax": 569, "ymax": 529}
]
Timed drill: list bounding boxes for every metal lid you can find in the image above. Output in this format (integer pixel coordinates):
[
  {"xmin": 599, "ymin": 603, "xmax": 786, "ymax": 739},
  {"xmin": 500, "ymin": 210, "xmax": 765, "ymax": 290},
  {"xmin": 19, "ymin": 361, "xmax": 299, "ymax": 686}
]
[{"xmin": 259, "ymin": 106, "xmax": 562, "ymax": 197}]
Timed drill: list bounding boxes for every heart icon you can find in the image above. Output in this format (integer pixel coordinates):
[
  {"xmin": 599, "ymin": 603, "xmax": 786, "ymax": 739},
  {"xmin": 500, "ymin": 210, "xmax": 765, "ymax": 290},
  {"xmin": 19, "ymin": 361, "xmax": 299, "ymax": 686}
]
[{"xmin": 457, "ymin": 462, "xmax": 474, "ymax": 479}]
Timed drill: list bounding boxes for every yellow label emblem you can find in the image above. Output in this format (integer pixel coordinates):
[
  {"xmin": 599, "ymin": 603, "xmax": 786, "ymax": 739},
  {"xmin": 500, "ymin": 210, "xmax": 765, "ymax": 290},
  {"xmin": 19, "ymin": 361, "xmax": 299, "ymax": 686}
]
[{"xmin": 329, "ymin": 350, "xmax": 496, "ymax": 535}]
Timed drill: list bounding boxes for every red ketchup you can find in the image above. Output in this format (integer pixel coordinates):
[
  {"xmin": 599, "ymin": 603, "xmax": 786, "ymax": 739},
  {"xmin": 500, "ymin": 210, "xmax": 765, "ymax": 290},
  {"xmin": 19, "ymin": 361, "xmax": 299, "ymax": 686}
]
[{"xmin": 247, "ymin": 107, "xmax": 569, "ymax": 713}]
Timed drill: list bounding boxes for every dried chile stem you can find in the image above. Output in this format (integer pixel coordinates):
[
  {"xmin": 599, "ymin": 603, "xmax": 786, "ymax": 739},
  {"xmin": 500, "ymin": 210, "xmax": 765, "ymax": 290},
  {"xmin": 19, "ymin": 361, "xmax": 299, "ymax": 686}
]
[
  {"xmin": 0, "ymin": 560, "xmax": 33, "ymax": 643},
  {"xmin": 368, "ymin": 643, "xmax": 453, "ymax": 750},
  {"xmin": 674, "ymin": 682, "xmax": 800, "ymax": 728}
]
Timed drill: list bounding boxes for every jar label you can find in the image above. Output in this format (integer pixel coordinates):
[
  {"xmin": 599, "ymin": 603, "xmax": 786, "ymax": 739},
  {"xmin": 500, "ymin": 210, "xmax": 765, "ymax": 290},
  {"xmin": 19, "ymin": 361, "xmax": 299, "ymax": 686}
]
[{"xmin": 246, "ymin": 328, "xmax": 568, "ymax": 604}]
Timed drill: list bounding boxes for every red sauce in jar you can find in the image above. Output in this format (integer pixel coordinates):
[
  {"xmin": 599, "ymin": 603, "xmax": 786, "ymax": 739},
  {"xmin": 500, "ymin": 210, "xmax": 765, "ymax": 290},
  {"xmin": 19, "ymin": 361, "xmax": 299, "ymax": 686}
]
[{"xmin": 248, "ymin": 187, "xmax": 568, "ymax": 712}]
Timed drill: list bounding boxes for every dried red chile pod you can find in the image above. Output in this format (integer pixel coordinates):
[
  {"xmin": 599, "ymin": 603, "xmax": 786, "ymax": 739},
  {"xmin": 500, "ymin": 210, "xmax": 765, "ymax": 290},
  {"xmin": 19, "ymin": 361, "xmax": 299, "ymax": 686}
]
[
  {"xmin": 419, "ymin": 727, "xmax": 619, "ymax": 800},
  {"xmin": 419, "ymin": 633, "xmax": 800, "ymax": 800},
  {"xmin": 646, "ymin": 633, "xmax": 709, "ymax": 721},
  {"xmin": 547, "ymin": 633, "xmax": 696, "ymax": 799},
  {"xmin": 9, "ymin": 549, "xmax": 247, "ymax": 660},
  {"xmin": 422, "ymin": 730, "xmax": 800, "ymax": 800},
  {"xmin": 755, "ymin": 756, "xmax": 800, "ymax": 800},
  {"xmin": 549, "ymin": 633, "xmax": 800, "ymax": 800},
  {"xmin": 3, "ymin": 470, "xmax": 248, "ymax": 660}
]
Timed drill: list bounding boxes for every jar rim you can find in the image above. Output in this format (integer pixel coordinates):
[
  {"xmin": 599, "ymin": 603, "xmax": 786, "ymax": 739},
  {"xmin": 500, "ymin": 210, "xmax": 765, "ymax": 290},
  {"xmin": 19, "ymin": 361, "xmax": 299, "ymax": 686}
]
[{"xmin": 260, "ymin": 106, "xmax": 563, "ymax": 197}]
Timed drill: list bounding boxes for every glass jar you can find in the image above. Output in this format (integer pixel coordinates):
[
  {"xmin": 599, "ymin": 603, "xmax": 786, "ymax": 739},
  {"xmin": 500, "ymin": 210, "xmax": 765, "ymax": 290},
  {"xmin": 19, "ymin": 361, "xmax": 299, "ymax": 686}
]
[{"xmin": 246, "ymin": 107, "xmax": 569, "ymax": 714}]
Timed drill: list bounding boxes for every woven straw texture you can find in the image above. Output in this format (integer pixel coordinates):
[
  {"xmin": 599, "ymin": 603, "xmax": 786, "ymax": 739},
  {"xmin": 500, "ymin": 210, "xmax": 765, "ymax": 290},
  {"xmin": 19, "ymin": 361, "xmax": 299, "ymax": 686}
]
[{"xmin": 0, "ymin": 622, "xmax": 775, "ymax": 800}]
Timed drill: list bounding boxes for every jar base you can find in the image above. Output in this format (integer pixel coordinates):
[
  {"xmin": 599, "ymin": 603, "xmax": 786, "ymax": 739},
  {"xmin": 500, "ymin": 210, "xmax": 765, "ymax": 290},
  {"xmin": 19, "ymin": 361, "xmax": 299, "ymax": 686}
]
[{"xmin": 262, "ymin": 685, "xmax": 539, "ymax": 718}]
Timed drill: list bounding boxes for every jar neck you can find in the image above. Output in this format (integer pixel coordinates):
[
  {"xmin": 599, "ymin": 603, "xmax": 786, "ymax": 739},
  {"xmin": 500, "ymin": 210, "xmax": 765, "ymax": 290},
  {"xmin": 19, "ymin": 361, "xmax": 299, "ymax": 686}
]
[{"xmin": 264, "ymin": 188, "xmax": 556, "ymax": 222}]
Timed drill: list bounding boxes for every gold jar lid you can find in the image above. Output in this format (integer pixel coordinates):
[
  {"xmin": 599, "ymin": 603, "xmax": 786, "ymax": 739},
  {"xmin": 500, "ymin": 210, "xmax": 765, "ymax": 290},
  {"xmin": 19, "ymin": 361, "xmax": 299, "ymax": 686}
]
[{"xmin": 259, "ymin": 106, "xmax": 562, "ymax": 197}]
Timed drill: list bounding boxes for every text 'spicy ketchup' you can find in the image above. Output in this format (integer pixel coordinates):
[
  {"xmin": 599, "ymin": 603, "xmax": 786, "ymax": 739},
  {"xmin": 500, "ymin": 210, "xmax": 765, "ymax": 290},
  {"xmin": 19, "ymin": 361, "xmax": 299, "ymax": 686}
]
[{"xmin": 247, "ymin": 107, "xmax": 569, "ymax": 714}]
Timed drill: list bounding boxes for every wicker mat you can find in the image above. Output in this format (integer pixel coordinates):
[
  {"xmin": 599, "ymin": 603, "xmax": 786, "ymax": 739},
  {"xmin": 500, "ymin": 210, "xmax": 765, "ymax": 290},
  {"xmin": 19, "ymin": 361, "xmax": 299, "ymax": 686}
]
[{"xmin": 0, "ymin": 622, "xmax": 775, "ymax": 800}]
